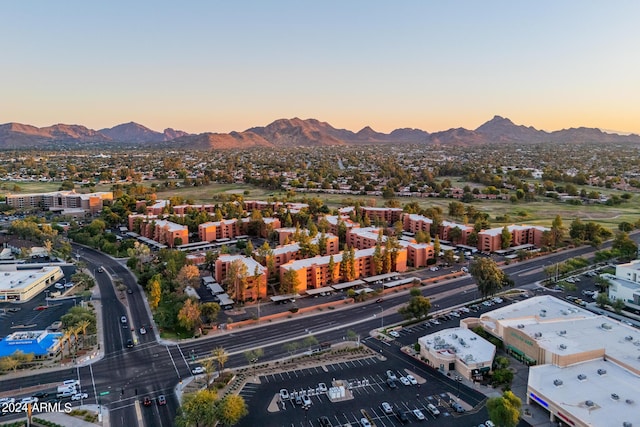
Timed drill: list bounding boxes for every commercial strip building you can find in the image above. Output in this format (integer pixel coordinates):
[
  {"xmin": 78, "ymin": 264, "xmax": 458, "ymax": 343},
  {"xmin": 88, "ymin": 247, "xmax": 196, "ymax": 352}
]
[
  {"xmin": 417, "ymin": 327, "xmax": 496, "ymax": 381},
  {"xmin": 0, "ymin": 266, "xmax": 64, "ymax": 302},
  {"xmin": 464, "ymin": 295, "xmax": 640, "ymax": 427},
  {"xmin": 0, "ymin": 330, "xmax": 63, "ymax": 360}
]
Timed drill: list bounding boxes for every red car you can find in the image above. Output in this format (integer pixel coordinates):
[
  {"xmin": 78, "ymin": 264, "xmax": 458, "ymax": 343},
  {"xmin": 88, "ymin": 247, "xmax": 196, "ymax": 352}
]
[
  {"xmin": 143, "ymin": 396, "xmax": 152, "ymax": 407},
  {"xmin": 34, "ymin": 305, "xmax": 49, "ymax": 311}
]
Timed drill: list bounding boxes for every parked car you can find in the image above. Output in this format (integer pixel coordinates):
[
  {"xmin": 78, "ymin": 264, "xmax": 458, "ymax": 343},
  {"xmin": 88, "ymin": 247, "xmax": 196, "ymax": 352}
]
[
  {"xmin": 406, "ymin": 374, "xmax": 418, "ymax": 385},
  {"xmin": 389, "ymin": 330, "xmax": 400, "ymax": 338},
  {"xmin": 157, "ymin": 395, "xmax": 166, "ymax": 406},
  {"xmin": 386, "ymin": 379, "xmax": 397, "ymax": 389},
  {"xmin": 143, "ymin": 396, "xmax": 152, "ymax": 407},
  {"xmin": 360, "ymin": 418, "xmax": 371, "ymax": 427},
  {"xmin": 295, "ymin": 395, "xmax": 303, "ymax": 405},
  {"xmin": 412, "ymin": 408, "xmax": 425, "ymax": 420},
  {"xmin": 396, "ymin": 411, "xmax": 410, "ymax": 424},
  {"xmin": 386, "ymin": 370, "xmax": 397, "ymax": 381},
  {"xmin": 318, "ymin": 416, "xmax": 333, "ymax": 427},
  {"xmin": 317, "ymin": 383, "xmax": 327, "ymax": 393},
  {"xmin": 301, "ymin": 395, "xmax": 312, "ymax": 407},
  {"xmin": 381, "ymin": 401, "xmax": 393, "ymax": 414},
  {"xmin": 426, "ymin": 403, "xmax": 440, "ymax": 416},
  {"xmin": 399, "ymin": 376, "xmax": 411, "ymax": 386},
  {"xmin": 452, "ymin": 402, "xmax": 465, "ymax": 413}
]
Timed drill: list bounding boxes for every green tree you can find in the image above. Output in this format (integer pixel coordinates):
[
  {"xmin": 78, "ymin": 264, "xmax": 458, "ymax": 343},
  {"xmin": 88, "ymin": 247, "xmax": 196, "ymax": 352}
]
[
  {"xmin": 596, "ymin": 293, "xmax": 610, "ymax": 308},
  {"xmin": 613, "ymin": 298, "xmax": 626, "ymax": 314},
  {"xmin": 486, "ymin": 390, "xmax": 521, "ymax": 427},
  {"xmin": 549, "ymin": 214, "xmax": 565, "ymax": 247},
  {"xmin": 398, "ymin": 295, "xmax": 432, "ymax": 320},
  {"xmin": 612, "ymin": 231, "xmax": 638, "ymax": 261},
  {"xmin": 501, "ymin": 226, "xmax": 512, "ymax": 250},
  {"xmin": 443, "ymin": 249, "xmax": 456, "ymax": 266},
  {"xmin": 327, "ymin": 255, "xmax": 337, "ymax": 284},
  {"xmin": 470, "ymin": 257, "xmax": 511, "ymax": 298},
  {"xmin": 175, "ymin": 389, "xmax": 218, "ymax": 427},
  {"xmin": 433, "ymin": 236, "xmax": 441, "ymax": 258},
  {"xmin": 215, "ymin": 394, "xmax": 248, "ymax": 426},
  {"xmin": 201, "ymin": 302, "xmax": 221, "ymax": 324},
  {"xmin": 280, "ymin": 268, "xmax": 300, "ymax": 295},
  {"xmin": 224, "ymin": 259, "xmax": 249, "ymax": 300}
]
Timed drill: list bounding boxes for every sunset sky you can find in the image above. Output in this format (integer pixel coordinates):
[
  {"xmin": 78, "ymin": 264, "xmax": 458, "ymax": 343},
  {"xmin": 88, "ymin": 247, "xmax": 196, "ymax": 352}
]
[{"xmin": 2, "ymin": 1, "xmax": 639, "ymax": 135}]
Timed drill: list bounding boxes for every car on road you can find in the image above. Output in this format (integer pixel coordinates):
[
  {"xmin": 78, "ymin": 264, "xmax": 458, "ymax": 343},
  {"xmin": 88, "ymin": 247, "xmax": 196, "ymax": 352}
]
[
  {"xmin": 139, "ymin": 327, "xmax": 146, "ymax": 335},
  {"xmin": 412, "ymin": 408, "xmax": 425, "ymax": 420},
  {"xmin": 381, "ymin": 401, "xmax": 393, "ymax": 414},
  {"xmin": 71, "ymin": 392, "xmax": 88, "ymax": 401},
  {"xmin": 126, "ymin": 339, "xmax": 134, "ymax": 348},
  {"xmin": 62, "ymin": 380, "xmax": 79, "ymax": 388},
  {"xmin": 406, "ymin": 374, "xmax": 418, "ymax": 385},
  {"xmin": 192, "ymin": 366, "xmax": 206, "ymax": 375},
  {"xmin": 157, "ymin": 395, "xmax": 166, "ymax": 406},
  {"xmin": 396, "ymin": 411, "xmax": 410, "ymax": 424},
  {"xmin": 127, "ymin": 289, "xmax": 133, "ymax": 294},
  {"xmin": 360, "ymin": 418, "xmax": 371, "ymax": 427},
  {"xmin": 389, "ymin": 330, "xmax": 400, "ymax": 338},
  {"xmin": 375, "ymin": 298, "xmax": 383, "ymax": 303},
  {"xmin": 32, "ymin": 392, "xmax": 49, "ymax": 399},
  {"xmin": 0, "ymin": 398, "xmax": 15, "ymax": 405},
  {"xmin": 120, "ymin": 316, "xmax": 127, "ymax": 324},
  {"xmin": 143, "ymin": 396, "xmax": 152, "ymax": 407},
  {"xmin": 301, "ymin": 395, "xmax": 312, "ymax": 407},
  {"xmin": 386, "ymin": 370, "xmax": 397, "ymax": 380},
  {"xmin": 399, "ymin": 376, "xmax": 411, "ymax": 386},
  {"xmin": 20, "ymin": 397, "xmax": 38, "ymax": 405},
  {"xmin": 485, "ymin": 421, "xmax": 495, "ymax": 427},
  {"xmin": 429, "ymin": 318, "xmax": 440, "ymax": 325},
  {"xmin": 279, "ymin": 389, "xmax": 289, "ymax": 400},
  {"xmin": 34, "ymin": 305, "xmax": 48, "ymax": 311}
]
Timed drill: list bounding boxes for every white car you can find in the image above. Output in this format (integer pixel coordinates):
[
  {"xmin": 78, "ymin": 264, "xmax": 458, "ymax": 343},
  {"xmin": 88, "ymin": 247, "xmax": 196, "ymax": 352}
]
[
  {"xmin": 406, "ymin": 374, "xmax": 418, "ymax": 385},
  {"xmin": 381, "ymin": 401, "xmax": 393, "ymax": 414},
  {"xmin": 386, "ymin": 370, "xmax": 397, "ymax": 381},
  {"xmin": 485, "ymin": 421, "xmax": 496, "ymax": 427},
  {"xmin": 71, "ymin": 392, "xmax": 88, "ymax": 401},
  {"xmin": 20, "ymin": 397, "xmax": 38, "ymax": 405},
  {"xmin": 279, "ymin": 389, "xmax": 289, "ymax": 400},
  {"xmin": 426, "ymin": 403, "xmax": 440, "ymax": 416},
  {"xmin": 450, "ymin": 311, "xmax": 460, "ymax": 317},
  {"xmin": 317, "ymin": 383, "xmax": 327, "ymax": 393},
  {"xmin": 139, "ymin": 327, "xmax": 147, "ymax": 335},
  {"xmin": 191, "ymin": 366, "xmax": 206, "ymax": 375},
  {"xmin": 389, "ymin": 330, "xmax": 400, "ymax": 338},
  {"xmin": 0, "ymin": 397, "xmax": 15, "ymax": 405},
  {"xmin": 399, "ymin": 376, "xmax": 411, "ymax": 386},
  {"xmin": 62, "ymin": 379, "xmax": 79, "ymax": 388},
  {"xmin": 360, "ymin": 418, "xmax": 372, "ymax": 427},
  {"xmin": 301, "ymin": 395, "xmax": 312, "ymax": 407},
  {"xmin": 54, "ymin": 283, "xmax": 65, "ymax": 290},
  {"xmin": 412, "ymin": 409, "xmax": 425, "ymax": 420},
  {"xmin": 459, "ymin": 307, "xmax": 470, "ymax": 313}
]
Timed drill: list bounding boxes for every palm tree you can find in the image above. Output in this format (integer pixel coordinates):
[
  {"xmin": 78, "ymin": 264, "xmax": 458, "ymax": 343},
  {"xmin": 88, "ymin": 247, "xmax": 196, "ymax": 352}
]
[
  {"xmin": 77, "ymin": 319, "xmax": 91, "ymax": 349},
  {"xmin": 211, "ymin": 347, "xmax": 228, "ymax": 376},
  {"xmin": 60, "ymin": 329, "xmax": 73, "ymax": 360}
]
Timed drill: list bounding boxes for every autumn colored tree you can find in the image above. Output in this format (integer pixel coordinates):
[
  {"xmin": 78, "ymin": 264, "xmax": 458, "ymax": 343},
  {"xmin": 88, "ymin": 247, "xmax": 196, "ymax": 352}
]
[
  {"xmin": 175, "ymin": 389, "xmax": 218, "ymax": 427},
  {"xmin": 215, "ymin": 394, "xmax": 248, "ymax": 426},
  {"xmin": 177, "ymin": 298, "xmax": 202, "ymax": 332},
  {"xmin": 486, "ymin": 390, "xmax": 521, "ymax": 427},
  {"xmin": 148, "ymin": 274, "xmax": 162, "ymax": 311}
]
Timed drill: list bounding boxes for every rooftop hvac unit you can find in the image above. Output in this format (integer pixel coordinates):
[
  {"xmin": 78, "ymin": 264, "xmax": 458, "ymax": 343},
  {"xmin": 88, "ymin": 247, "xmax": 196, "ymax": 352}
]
[
  {"xmin": 625, "ymin": 399, "xmax": 634, "ymax": 405},
  {"xmin": 534, "ymin": 332, "xmax": 542, "ymax": 338},
  {"xmin": 553, "ymin": 379, "xmax": 563, "ymax": 386},
  {"xmin": 622, "ymin": 422, "xmax": 632, "ymax": 427},
  {"xmin": 601, "ymin": 323, "xmax": 613, "ymax": 330},
  {"xmin": 585, "ymin": 400, "xmax": 595, "ymax": 407},
  {"xmin": 577, "ymin": 374, "xmax": 587, "ymax": 381},
  {"xmin": 559, "ymin": 344, "xmax": 567, "ymax": 350},
  {"xmin": 597, "ymin": 369, "xmax": 607, "ymax": 375},
  {"xmin": 611, "ymin": 393, "xmax": 620, "ymax": 400},
  {"xmin": 517, "ymin": 324, "xmax": 524, "ymax": 329},
  {"xmin": 625, "ymin": 336, "xmax": 633, "ymax": 341}
]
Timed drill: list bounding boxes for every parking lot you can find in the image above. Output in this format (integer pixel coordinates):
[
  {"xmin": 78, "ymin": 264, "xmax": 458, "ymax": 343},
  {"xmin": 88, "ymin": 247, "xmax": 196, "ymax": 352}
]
[{"xmin": 237, "ymin": 354, "xmax": 491, "ymax": 427}]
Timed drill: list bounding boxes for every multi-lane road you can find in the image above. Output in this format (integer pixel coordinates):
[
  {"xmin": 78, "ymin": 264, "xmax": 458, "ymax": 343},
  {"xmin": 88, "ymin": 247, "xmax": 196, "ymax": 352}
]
[{"xmin": 0, "ymin": 237, "xmax": 631, "ymax": 426}]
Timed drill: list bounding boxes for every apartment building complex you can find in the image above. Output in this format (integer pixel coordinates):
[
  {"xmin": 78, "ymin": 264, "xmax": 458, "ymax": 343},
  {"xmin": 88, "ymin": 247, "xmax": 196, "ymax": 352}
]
[
  {"xmin": 6, "ymin": 190, "xmax": 112, "ymax": 214},
  {"xmin": 215, "ymin": 254, "xmax": 268, "ymax": 301},
  {"xmin": 477, "ymin": 224, "xmax": 548, "ymax": 253}
]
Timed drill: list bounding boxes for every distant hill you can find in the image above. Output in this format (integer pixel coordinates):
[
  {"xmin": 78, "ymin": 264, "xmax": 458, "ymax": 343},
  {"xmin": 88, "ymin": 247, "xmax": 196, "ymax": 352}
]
[{"xmin": 1, "ymin": 116, "xmax": 640, "ymax": 149}]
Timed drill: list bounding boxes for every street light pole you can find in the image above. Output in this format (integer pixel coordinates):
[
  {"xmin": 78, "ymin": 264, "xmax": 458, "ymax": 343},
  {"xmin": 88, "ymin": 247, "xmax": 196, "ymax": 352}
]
[{"xmin": 378, "ymin": 306, "xmax": 384, "ymax": 329}]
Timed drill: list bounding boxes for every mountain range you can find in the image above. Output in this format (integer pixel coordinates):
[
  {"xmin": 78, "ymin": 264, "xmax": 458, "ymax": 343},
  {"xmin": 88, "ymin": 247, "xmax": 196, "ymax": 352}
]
[{"xmin": 1, "ymin": 116, "xmax": 639, "ymax": 149}]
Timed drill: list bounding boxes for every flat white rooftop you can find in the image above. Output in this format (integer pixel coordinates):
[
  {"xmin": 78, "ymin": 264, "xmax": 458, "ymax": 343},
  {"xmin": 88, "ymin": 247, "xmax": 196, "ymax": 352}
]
[
  {"xmin": 418, "ymin": 327, "xmax": 496, "ymax": 366},
  {"xmin": 0, "ymin": 267, "xmax": 61, "ymax": 292},
  {"xmin": 528, "ymin": 359, "xmax": 639, "ymax": 427}
]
